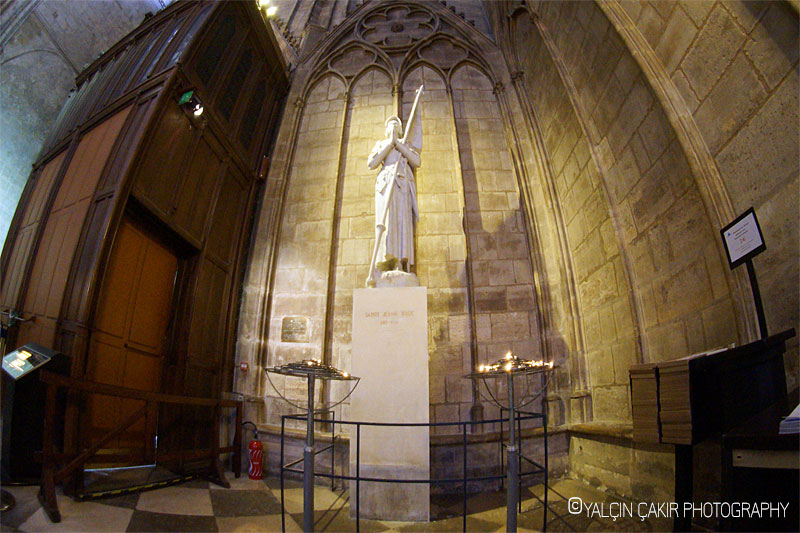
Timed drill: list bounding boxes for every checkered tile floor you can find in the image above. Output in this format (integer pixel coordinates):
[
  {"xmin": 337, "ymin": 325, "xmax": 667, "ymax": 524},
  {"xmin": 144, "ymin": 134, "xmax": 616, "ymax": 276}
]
[{"xmin": 1, "ymin": 471, "xmax": 669, "ymax": 532}]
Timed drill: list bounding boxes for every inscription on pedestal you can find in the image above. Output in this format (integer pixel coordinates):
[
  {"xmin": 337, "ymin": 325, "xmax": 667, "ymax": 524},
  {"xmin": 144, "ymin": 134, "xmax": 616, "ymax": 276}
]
[{"xmin": 351, "ymin": 287, "xmax": 430, "ymax": 521}]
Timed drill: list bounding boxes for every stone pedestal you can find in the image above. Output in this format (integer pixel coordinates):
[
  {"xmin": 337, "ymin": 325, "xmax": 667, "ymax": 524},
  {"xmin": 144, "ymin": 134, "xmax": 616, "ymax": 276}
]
[{"xmin": 350, "ymin": 287, "xmax": 429, "ymax": 521}]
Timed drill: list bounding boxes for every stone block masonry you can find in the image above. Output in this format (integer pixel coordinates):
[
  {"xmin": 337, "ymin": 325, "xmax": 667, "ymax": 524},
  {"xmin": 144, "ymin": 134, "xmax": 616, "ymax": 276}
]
[
  {"xmin": 403, "ymin": 66, "xmax": 473, "ymax": 436},
  {"xmin": 618, "ymin": 0, "xmax": 799, "ymax": 389},
  {"xmin": 265, "ymin": 76, "xmax": 346, "ymax": 418}
]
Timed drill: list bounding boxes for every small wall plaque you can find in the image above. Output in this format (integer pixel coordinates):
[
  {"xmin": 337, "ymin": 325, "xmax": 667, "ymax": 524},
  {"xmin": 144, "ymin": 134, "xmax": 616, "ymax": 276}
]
[{"xmin": 281, "ymin": 316, "xmax": 310, "ymax": 342}]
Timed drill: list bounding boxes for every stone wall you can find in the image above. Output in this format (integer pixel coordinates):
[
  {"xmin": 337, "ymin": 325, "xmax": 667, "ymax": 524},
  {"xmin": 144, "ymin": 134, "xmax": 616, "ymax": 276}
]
[
  {"xmin": 403, "ymin": 65, "xmax": 472, "ymax": 435},
  {"xmin": 265, "ymin": 76, "xmax": 346, "ymax": 422},
  {"xmin": 569, "ymin": 433, "xmax": 673, "ymax": 501},
  {"xmin": 440, "ymin": 0, "xmax": 493, "ymax": 38},
  {"xmin": 241, "ymin": 1, "xmax": 559, "ymax": 482},
  {"xmin": 0, "ymin": 0, "xmax": 166, "ymax": 251},
  {"xmin": 238, "ymin": 0, "xmax": 798, "ymax": 498},
  {"xmin": 492, "ymin": 0, "xmax": 798, "ymax": 500},
  {"xmin": 615, "ymin": 0, "xmax": 799, "ymax": 387},
  {"xmin": 267, "ymin": 0, "xmax": 495, "ymax": 50},
  {"xmin": 532, "ymin": 0, "xmax": 741, "ymax": 379},
  {"xmin": 511, "ymin": 11, "xmax": 640, "ymax": 424},
  {"xmin": 452, "ymin": 64, "xmax": 543, "ymax": 423},
  {"xmin": 329, "ymin": 69, "xmax": 393, "ymax": 421}
]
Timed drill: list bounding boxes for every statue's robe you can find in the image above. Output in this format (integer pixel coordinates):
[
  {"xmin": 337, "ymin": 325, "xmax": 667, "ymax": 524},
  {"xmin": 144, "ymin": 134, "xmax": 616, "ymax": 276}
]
[{"xmin": 368, "ymin": 138, "xmax": 420, "ymax": 268}]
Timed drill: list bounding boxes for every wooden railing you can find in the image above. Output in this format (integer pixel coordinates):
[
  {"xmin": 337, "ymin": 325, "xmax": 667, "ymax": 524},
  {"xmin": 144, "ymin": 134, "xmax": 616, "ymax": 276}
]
[{"xmin": 37, "ymin": 371, "xmax": 243, "ymax": 523}]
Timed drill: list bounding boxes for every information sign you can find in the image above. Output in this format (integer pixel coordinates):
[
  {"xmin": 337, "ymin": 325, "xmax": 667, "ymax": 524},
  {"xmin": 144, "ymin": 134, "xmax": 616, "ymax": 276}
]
[
  {"xmin": 2, "ymin": 343, "xmax": 58, "ymax": 380},
  {"xmin": 720, "ymin": 207, "xmax": 766, "ymax": 268}
]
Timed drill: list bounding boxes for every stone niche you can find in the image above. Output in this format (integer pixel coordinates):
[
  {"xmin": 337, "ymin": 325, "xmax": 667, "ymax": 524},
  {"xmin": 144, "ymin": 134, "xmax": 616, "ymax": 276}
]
[{"xmin": 238, "ymin": 0, "xmax": 570, "ymax": 497}]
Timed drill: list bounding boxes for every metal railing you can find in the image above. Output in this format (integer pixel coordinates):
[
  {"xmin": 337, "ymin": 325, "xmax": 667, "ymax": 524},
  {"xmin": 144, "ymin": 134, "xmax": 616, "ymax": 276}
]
[{"xmin": 279, "ymin": 411, "xmax": 548, "ymax": 532}]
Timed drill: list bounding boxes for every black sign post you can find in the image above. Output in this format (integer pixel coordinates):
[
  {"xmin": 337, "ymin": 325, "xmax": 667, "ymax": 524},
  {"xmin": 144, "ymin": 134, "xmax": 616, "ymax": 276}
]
[
  {"xmin": 0, "ymin": 318, "xmax": 12, "ymax": 513},
  {"xmin": 720, "ymin": 207, "xmax": 768, "ymax": 339},
  {"xmin": 1, "ymin": 340, "xmax": 69, "ymax": 483}
]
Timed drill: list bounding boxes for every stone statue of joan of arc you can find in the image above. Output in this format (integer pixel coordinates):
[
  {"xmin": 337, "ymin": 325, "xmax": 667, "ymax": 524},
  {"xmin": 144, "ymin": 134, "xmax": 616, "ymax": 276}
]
[{"xmin": 366, "ymin": 86, "xmax": 424, "ymax": 287}]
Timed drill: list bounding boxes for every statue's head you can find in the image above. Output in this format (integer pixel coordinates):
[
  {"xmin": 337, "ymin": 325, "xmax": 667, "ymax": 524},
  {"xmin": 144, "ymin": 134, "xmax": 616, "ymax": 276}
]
[{"xmin": 385, "ymin": 115, "xmax": 402, "ymax": 138}]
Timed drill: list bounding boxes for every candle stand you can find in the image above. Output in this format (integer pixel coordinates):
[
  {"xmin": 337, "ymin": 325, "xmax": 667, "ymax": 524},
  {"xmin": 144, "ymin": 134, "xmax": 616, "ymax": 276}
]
[
  {"xmin": 266, "ymin": 360, "xmax": 359, "ymax": 532},
  {"xmin": 466, "ymin": 353, "xmax": 553, "ymax": 532}
]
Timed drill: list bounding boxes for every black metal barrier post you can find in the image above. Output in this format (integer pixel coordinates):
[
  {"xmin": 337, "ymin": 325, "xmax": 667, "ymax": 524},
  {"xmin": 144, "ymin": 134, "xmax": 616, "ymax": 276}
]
[
  {"xmin": 542, "ymin": 371, "xmax": 549, "ymax": 532},
  {"xmin": 303, "ymin": 374, "xmax": 315, "ymax": 533},
  {"xmin": 280, "ymin": 417, "xmax": 286, "ymax": 533},
  {"xmin": 507, "ymin": 373, "xmax": 519, "ymax": 532}
]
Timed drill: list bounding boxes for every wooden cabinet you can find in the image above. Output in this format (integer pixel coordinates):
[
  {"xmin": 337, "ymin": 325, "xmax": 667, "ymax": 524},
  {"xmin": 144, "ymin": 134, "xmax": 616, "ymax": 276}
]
[
  {"xmin": 0, "ymin": 0, "xmax": 288, "ymax": 471},
  {"xmin": 131, "ymin": 107, "xmax": 227, "ymax": 247},
  {"xmin": 172, "ymin": 136, "xmax": 224, "ymax": 242},
  {"xmin": 131, "ymin": 103, "xmax": 195, "ymax": 220}
]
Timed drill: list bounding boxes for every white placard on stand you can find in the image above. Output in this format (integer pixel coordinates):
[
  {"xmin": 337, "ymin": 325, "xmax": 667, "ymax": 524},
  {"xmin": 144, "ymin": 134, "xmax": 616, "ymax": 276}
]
[{"xmin": 720, "ymin": 207, "xmax": 766, "ymax": 268}]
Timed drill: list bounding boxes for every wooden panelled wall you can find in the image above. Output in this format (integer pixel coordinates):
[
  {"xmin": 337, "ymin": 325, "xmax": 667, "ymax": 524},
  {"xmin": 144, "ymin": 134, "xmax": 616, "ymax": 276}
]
[{"xmin": 0, "ymin": 0, "xmax": 287, "ymax": 457}]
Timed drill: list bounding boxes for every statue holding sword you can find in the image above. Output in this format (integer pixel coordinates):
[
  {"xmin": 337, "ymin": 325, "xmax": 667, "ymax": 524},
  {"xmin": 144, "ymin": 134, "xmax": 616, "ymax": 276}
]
[{"xmin": 366, "ymin": 85, "xmax": 424, "ymax": 287}]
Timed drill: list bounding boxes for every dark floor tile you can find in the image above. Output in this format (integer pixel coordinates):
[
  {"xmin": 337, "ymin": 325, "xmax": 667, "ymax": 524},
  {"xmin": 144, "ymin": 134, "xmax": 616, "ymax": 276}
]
[
  {"xmin": 126, "ymin": 510, "xmax": 218, "ymax": 532},
  {"xmin": 518, "ymin": 507, "xmax": 550, "ymax": 531},
  {"xmin": 181, "ymin": 478, "xmax": 211, "ymax": 489},
  {"xmin": 264, "ymin": 477, "xmax": 301, "ymax": 491},
  {"xmin": 289, "ymin": 509, "xmax": 390, "ymax": 532},
  {"xmin": 396, "ymin": 515, "xmax": 497, "ymax": 532},
  {"xmin": 430, "ymin": 494, "xmax": 466, "ymax": 520},
  {"xmin": 432, "ymin": 489, "xmax": 507, "ymax": 519},
  {"xmin": 466, "ymin": 490, "xmax": 506, "ymax": 515},
  {"xmin": 90, "ymin": 491, "xmax": 141, "ymax": 509},
  {"xmin": 210, "ymin": 489, "xmax": 281, "ymax": 517}
]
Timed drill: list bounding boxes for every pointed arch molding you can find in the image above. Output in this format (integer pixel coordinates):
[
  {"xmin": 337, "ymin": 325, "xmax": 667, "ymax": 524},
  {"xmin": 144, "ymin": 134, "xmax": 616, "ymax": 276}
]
[
  {"xmin": 235, "ymin": 0, "xmax": 568, "ymax": 417},
  {"xmin": 500, "ymin": 8, "xmax": 591, "ymax": 398},
  {"xmin": 305, "ymin": 0, "xmax": 498, "ymax": 95},
  {"xmin": 598, "ymin": 1, "xmax": 757, "ymax": 341}
]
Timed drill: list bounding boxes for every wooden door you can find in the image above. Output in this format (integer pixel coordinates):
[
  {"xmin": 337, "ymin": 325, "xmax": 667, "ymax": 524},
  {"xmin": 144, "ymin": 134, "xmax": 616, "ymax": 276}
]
[{"xmin": 86, "ymin": 217, "xmax": 178, "ymax": 452}]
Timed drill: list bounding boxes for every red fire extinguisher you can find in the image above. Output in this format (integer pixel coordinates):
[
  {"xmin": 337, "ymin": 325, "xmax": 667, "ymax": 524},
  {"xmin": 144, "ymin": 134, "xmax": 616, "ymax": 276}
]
[{"xmin": 243, "ymin": 422, "xmax": 263, "ymax": 480}]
